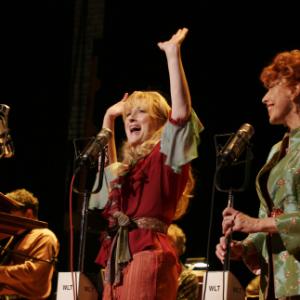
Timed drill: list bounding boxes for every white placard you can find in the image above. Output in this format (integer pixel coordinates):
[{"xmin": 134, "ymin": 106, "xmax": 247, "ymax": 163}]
[
  {"xmin": 201, "ymin": 271, "xmax": 245, "ymax": 300},
  {"xmin": 56, "ymin": 272, "xmax": 98, "ymax": 300}
]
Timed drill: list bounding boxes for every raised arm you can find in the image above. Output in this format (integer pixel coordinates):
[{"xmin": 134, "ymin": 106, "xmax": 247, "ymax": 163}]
[
  {"xmin": 101, "ymin": 93, "xmax": 128, "ymax": 164},
  {"xmin": 158, "ymin": 28, "xmax": 191, "ymax": 121}
]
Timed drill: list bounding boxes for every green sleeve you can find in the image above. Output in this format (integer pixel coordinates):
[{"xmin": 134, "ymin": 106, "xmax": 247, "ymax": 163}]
[
  {"xmin": 160, "ymin": 110, "xmax": 204, "ymax": 173},
  {"xmin": 89, "ymin": 162, "xmax": 122, "ymax": 209},
  {"xmin": 275, "ymin": 211, "xmax": 300, "ymax": 254}
]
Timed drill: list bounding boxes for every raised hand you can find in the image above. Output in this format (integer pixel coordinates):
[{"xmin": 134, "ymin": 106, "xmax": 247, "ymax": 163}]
[
  {"xmin": 157, "ymin": 27, "xmax": 191, "ymax": 121},
  {"xmin": 157, "ymin": 28, "xmax": 188, "ymax": 54},
  {"xmin": 102, "ymin": 92, "xmax": 129, "ymax": 164},
  {"xmin": 105, "ymin": 93, "xmax": 129, "ymax": 121}
]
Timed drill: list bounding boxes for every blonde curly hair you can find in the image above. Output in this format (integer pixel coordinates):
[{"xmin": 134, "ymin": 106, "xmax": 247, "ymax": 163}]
[
  {"xmin": 119, "ymin": 91, "xmax": 170, "ymax": 167},
  {"xmin": 118, "ymin": 91, "xmax": 194, "ymax": 220}
]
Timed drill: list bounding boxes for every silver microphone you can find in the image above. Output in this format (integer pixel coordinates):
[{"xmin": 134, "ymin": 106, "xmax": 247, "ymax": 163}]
[
  {"xmin": 0, "ymin": 104, "xmax": 14, "ymax": 158},
  {"xmin": 218, "ymin": 123, "xmax": 254, "ymax": 167},
  {"xmin": 78, "ymin": 128, "xmax": 112, "ymax": 166}
]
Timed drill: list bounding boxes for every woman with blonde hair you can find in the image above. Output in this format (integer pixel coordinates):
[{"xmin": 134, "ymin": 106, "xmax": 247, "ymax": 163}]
[{"xmin": 91, "ymin": 28, "xmax": 203, "ymax": 300}]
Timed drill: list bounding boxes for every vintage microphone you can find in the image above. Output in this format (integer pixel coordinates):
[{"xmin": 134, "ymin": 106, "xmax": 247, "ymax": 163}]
[
  {"xmin": 217, "ymin": 123, "xmax": 254, "ymax": 169},
  {"xmin": 217, "ymin": 123, "xmax": 255, "ymax": 271},
  {"xmin": 76, "ymin": 127, "xmax": 112, "ymax": 168},
  {"xmin": 72, "ymin": 127, "xmax": 113, "ymax": 275},
  {"xmin": 202, "ymin": 124, "xmax": 254, "ymax": 300}
]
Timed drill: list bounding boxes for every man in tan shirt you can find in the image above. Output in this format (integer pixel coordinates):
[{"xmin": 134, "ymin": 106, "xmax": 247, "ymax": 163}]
[{"xmin": 0, "ymin": 189, "xmax": 59, "ymax": 299}]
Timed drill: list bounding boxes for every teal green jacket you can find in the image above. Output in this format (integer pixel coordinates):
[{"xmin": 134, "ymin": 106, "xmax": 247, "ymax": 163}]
[{"xmin": 242, "ymin": 128, "xmax": 300, "ymax": 299}]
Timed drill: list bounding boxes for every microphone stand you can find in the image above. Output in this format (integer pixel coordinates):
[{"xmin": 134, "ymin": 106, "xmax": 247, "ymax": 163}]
[
  {"xmin": 73, "ymin": 147, "xmax": 106, "ymax": 273},
  {"xmin": 77, "ymin": 191, "xmax": 89, "ymax": 272},
  {"xmin": 201, "ymin": 133, "xmax": 253, "ymax": 300},
  {"xmin": 215, "ymin": 144, "xmax": 253, "ymax": 271},
  {"xmin": 224, "ymin": 189, "xmax": 233, "ymax": 271},
  {"xmin": 213, "ymin": 145, "xmax": 253, "ymax": 300}
]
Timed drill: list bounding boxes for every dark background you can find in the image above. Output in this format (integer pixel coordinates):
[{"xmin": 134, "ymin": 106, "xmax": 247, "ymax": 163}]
[{"xmin": 0, "ymin": 0, "xmax": 299, "ymax": 291}]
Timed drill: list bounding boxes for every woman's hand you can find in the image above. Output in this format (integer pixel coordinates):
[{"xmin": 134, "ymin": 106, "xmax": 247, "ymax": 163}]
[
  {"xmin": 157, "ymin": 28, "xmax": 188, "ymax": 54},
  {"xmin": 102, "ymin": 93, "xmax": 129, "ymax": 128},
  {"xmin": 106, "ymin": 93, "xmax": 129, "ymax": 119},
  {"xmin": 222, "ymin": 207, "xmax": 259, "ymax": 236},
  {"xmin": 157, "ymin": 28, "xmax": 192, "ymax": 121},
  {"xmin": 222, "ymin": 207, "xmax": 277, "ymax": 236},
  {"xmin": 215, "ymin": 236, "xmax": 244, "ymax": 263}
]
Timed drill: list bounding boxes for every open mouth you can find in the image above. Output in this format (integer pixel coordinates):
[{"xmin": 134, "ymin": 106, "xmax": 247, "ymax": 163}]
[{"xmin": 130, "ymin": 126, "xmax": 141, "ymax": 133}]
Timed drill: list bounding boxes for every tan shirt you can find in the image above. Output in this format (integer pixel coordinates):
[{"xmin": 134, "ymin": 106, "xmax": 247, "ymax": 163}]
[{"xmin": 0, "ymin": 228, "xmax": 59, "ymax": 299}]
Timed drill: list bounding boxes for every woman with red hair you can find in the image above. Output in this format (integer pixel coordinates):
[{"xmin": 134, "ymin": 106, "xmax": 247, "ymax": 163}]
[{"xmin": 216, "ymin": 50, "xmax": 300, "ymax": 300}]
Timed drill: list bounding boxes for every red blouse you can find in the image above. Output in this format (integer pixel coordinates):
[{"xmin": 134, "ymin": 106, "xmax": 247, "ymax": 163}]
[{"xmin": 96, "ymin": 142, "xmax": 190, "ymax": 266}]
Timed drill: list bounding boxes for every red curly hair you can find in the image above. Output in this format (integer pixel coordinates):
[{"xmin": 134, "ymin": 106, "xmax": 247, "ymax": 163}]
[{"xmin": 260, "ymin": 50, "xmax": 300, "ymax": 89}]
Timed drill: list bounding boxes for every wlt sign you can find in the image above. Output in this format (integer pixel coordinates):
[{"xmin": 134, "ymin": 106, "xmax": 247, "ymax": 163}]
[
  {"xmin": 201, "ymin": 271, "xmax": 245, "ymax": 300},
  {"xmin": 56, "ymin": 272, "xmax": 99, "ymax": 300}
]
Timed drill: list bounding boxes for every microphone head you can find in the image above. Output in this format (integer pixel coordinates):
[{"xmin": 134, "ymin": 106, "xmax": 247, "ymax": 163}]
[
  {"xmin": 218, "ymin": 123, "xmax": 254, "ymax": 167},
  {"xmin": 77, "ymin": 128, "xmax": 112, "ymax": 167},
  {"xmin": 238, "ymin": 123, "xmax": 255, "ymax": 137}
]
